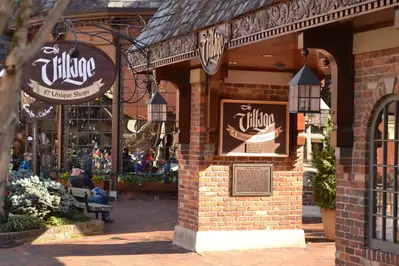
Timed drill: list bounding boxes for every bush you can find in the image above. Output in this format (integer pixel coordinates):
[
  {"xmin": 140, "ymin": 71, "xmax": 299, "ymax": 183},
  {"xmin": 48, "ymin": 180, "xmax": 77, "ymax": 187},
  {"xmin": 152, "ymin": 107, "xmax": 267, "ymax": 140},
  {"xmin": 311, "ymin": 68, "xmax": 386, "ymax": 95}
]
[
  {"xmin": 45, "ymin": 216, "xmax": 69, "ymax": 227},
  {"xmin": 68, "ymin": 210, "xmax": 89, "ymax": 223},
  {"xmin": 45, "ymin": 210, "xmax": 89, "ymax": 226},
  {"xmin": 8, "ymin": 169, "xmax": 32, "ymax": 182},
  {"xmin": 8, "ymin": 172, "xmax": 76, "ymax": 219},
  {"xmin": 310, "ymin": 118, "xmax": 336, "ymax": 210},
  {"xmin": 0, "ymin": 214, "xmax": 45, "ymax": 233}
]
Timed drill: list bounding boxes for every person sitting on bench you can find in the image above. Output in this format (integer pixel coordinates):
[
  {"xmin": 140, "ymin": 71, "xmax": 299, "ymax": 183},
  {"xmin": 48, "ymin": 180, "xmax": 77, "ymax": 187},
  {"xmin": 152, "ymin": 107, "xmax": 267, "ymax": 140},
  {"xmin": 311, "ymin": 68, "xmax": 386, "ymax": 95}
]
[{"xmin": 69, "ymin": 166, "xmax": 114, "ymax": 223}]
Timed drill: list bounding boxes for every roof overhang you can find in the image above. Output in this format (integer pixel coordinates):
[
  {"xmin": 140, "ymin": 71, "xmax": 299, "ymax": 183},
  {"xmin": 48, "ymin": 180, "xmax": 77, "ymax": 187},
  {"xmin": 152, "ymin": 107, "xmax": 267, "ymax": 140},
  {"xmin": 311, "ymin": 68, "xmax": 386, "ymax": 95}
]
[{"xmin": 128, "ymin": 0, "xmax": 399, "ymax": 72}]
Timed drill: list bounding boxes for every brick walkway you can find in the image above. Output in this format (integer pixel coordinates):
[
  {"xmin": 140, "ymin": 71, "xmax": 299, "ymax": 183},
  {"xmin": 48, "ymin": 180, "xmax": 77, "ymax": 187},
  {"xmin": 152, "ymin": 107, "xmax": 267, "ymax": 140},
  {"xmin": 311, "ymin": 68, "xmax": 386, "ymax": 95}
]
[{"xmin": 0, "ymin": 200, "xmax": 335, "ymax": 266}]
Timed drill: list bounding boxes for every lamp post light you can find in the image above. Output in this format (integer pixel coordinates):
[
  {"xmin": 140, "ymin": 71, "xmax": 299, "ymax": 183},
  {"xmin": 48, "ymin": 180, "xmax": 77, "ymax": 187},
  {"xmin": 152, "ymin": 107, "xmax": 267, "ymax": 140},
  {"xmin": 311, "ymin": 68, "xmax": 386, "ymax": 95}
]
[
  {"xmin": 288, "ymin": 48, "xmax": 322, "ymax": 114},
  {"xmin": 307, "ymin": 99, "xmax": 330, "ymax": 127}
]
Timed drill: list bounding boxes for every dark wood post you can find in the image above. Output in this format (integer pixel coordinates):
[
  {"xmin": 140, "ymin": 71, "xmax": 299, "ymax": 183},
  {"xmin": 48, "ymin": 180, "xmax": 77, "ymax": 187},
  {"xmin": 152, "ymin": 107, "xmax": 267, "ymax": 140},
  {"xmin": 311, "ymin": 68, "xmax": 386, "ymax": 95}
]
[{"xmin": 111, "ymin": 36, "xmax": 122, "ymax": 190}]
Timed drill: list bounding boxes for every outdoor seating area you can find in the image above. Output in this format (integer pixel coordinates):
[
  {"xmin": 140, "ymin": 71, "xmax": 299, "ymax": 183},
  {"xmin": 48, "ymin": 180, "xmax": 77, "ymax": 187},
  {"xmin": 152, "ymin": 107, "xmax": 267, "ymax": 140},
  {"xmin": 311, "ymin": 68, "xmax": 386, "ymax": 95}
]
[{"xmin": 69, "ymin": 187, "xmax": 114, "ymax": 220}]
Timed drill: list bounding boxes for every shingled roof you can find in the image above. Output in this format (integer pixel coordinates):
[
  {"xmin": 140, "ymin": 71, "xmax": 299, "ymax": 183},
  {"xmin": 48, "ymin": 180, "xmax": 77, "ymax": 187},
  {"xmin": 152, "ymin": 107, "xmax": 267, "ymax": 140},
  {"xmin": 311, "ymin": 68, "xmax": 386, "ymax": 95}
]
[
  {"xmin": 35, "ymin": 0, "xmax": 163, "ymax": 15},
  {"xmin": 133, "ymin": 0, "xmax": 278, "ymax": 49}
]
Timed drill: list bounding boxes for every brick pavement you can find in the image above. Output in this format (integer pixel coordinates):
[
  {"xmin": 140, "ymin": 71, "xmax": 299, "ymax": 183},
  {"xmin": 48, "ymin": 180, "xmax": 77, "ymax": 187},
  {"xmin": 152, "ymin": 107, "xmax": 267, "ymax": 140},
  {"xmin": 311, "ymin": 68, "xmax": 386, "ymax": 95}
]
[{"xmin": 0, "ymin": 200, "xmax": 335, "ymax": 266}]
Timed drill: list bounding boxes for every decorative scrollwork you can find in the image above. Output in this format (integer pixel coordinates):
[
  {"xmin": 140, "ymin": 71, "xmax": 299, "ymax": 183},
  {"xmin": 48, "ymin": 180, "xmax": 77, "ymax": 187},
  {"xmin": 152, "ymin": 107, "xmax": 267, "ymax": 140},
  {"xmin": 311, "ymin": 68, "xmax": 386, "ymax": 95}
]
[
  {"xmin": 230, "ymin": 0, "xmax": 363, "ymax": 39},
  {"xmin": 129, "ymin": 33, "xmax": 197, "ymax": 67}
]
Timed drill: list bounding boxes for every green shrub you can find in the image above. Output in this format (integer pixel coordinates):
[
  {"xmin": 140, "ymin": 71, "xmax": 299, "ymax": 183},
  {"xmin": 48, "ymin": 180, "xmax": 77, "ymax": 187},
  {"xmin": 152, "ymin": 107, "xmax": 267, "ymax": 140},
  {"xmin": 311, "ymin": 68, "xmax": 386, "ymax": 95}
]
[
  {"xmin": 45, "ymin": 210, "xmax": 89, "ymax": 226},
  {"xmin": 0, "ymin": 214, "xmax": 45, "ymax": 232},
  {"xmin": 69, "ymin": 210, "xmax": 89, "ymax": 223},
  {"xmin": 45, "ymin": 216, "xmax": 69, "ymax": 227},
  {"xmin": 59, "ymin": 209, "xmax": 89, "ymax": 223},
  {"xmin": 310, "ymin": 118, "xmax": 336, "ymax": 210},
  {"xmin": 8, "ymin": 172, "xmax": 76, "ymax": 219}
]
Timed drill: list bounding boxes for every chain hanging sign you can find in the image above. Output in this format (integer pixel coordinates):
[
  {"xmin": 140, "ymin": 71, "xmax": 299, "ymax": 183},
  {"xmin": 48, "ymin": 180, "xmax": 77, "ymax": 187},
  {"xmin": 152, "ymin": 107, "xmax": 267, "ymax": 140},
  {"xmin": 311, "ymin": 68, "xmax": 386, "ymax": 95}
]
[
  {"xmin": 21, "ymin": 41, "xmax": 116, "ymax": 105},
  {"xmin": 198, "ymin": 24, "xmax": 228, "ymax": 75},
  {"xmin": 21, "ymin": 92, "xmax": 54, "ymax": 120}
]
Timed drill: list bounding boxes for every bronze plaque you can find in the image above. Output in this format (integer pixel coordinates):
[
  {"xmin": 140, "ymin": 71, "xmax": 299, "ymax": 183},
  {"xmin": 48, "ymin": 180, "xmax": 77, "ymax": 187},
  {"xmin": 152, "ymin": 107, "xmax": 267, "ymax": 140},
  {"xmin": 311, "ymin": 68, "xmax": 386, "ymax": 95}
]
[
  {"xmin": 21, "ymin": 41, "xmax": 116, "ymax": 105},
  {"xmin": 232, "ymin": 164, "xmax": 273, "ymax": 196},
  {"xmin": 219, "ymin": 99, "xmax": 289, "ymax": 157}
]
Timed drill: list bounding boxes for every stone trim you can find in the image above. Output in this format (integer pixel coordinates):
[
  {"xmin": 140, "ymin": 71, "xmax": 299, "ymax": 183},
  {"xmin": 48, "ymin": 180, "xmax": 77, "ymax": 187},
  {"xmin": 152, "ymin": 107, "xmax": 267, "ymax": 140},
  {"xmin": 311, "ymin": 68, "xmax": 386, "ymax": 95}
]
[
  {"xmin": 0, "ymin": 220, "xmax": 104, "ymax": 248},
  {"xmin": 173, "ymin": 225, "xmax": 306, "ymax": 252},
  {"xmin": 130, "ymin": 0, "xmax": 399, "ymax": 72}
]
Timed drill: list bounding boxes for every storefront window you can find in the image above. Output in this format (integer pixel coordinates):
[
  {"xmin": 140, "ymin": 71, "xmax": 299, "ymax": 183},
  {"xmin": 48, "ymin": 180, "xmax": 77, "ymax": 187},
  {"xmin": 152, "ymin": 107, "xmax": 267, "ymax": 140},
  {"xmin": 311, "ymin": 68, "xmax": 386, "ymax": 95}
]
[
  {"xmin": 122, "ymin": 80, "xmax": 178, "ymax": 174},
  {"xmin": 369, "ymin": 96, "xmax": 399, "ymax": 254},
  {"xmin": 63, "ymin": 97, "xmax": 112, "ymax": 170},
  {"xmin": 39, "ymin": 119, "xmax": 58, "ymax": 171}
]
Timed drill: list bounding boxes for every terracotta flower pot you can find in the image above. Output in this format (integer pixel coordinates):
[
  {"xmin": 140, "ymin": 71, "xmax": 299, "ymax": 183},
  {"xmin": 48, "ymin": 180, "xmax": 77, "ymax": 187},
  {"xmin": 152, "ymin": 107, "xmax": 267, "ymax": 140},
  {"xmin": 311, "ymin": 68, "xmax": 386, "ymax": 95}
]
[
  {"xmin": 320, "ymin": 208, "xmax": 336, "ymax": 241},
  {"xmin": 55, "ymin": 179, "xmax": 67, "ymax": 186},
  {"xmin": 93, "ymin": 181, "xmax": 104, "ymax": 189}
]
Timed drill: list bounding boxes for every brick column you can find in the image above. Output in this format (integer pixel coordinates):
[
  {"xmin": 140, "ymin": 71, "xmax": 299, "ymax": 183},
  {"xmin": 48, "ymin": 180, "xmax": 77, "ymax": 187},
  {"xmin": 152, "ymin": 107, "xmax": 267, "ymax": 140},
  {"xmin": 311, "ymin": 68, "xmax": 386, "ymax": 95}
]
[{"xmin": 173, "ymin": 69, "xmax": 306, "ymax": 252}]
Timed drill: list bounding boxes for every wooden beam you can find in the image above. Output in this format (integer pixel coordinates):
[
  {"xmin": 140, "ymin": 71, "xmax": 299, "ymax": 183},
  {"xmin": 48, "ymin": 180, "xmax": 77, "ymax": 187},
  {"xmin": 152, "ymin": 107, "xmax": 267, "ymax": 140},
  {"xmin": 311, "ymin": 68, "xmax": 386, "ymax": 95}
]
[
  {"xmin": 298, "ymin": 24, "xmax": 354, "ymax": 148},
  {"xmin": 155, "ymin": 67, "xmax": 191, "ymax": 145}
]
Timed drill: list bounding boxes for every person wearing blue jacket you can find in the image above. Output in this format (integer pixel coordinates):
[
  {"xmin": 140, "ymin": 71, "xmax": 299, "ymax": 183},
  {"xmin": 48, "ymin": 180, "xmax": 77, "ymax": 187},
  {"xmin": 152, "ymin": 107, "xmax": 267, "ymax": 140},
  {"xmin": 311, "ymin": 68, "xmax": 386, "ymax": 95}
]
[{"xmin": 19, "ymin": 153, "xmax": 32, "ymax": 171}]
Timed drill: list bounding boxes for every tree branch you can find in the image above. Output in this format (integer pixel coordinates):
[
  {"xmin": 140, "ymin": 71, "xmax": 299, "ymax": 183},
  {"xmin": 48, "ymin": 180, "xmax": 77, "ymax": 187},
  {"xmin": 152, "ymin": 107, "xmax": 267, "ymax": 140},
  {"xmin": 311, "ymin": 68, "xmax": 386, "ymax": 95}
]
[
  {"xmin": 0, "ymin": 0, "xmax": 12, "ymax": 36},
  {"xmin": 22, "ymin": 0, "xmax": 71, "ymax": 64}
]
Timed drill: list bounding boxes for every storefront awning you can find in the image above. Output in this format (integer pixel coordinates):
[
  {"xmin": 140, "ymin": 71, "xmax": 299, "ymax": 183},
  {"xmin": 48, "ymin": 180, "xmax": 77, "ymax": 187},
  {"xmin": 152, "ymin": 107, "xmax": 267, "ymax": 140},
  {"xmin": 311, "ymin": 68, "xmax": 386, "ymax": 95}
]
[{"xmin": 129, "ymin": 0, "xmax": 399, "ymax": 72}]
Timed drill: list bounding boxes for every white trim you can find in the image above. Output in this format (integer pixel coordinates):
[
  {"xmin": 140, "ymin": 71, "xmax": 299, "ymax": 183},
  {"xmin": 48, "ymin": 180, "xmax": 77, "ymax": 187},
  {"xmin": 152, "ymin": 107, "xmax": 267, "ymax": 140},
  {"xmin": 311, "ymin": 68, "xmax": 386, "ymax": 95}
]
[{"xmin": 173, "ymin": 225, "xmax": 306, "ymax": 252}]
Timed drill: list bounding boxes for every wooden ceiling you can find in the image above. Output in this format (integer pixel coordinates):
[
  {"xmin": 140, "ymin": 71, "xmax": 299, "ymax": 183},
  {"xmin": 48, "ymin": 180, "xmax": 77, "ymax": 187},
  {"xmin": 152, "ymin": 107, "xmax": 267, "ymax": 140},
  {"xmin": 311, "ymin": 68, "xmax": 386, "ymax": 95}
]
[{"xmin": 223, "ymin": 33, "xmax": 320, "ymax": 73}]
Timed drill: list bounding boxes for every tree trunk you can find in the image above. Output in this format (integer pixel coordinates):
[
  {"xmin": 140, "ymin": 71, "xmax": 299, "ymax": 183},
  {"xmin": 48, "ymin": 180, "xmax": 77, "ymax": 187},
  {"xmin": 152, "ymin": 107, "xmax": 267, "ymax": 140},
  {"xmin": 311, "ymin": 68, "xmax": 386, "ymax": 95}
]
[{"xmin": 0, "ymin": 0, "xmax": 71, "ymax": 214}]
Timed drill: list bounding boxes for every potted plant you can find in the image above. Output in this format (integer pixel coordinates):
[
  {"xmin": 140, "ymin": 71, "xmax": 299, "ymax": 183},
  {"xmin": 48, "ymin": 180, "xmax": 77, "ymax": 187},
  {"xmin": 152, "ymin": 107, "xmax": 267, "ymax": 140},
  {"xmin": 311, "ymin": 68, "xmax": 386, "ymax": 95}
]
[
  {"xmin": 57, "ymin": 172, "xmax": 70, "ymax": 186},
  {"xmin": 310, "ymin": 118, "xmax": 336, "ymax": 241},
  {"xmin": 92, "ymin": 175, "xmax": 104, "ymax": 188}
]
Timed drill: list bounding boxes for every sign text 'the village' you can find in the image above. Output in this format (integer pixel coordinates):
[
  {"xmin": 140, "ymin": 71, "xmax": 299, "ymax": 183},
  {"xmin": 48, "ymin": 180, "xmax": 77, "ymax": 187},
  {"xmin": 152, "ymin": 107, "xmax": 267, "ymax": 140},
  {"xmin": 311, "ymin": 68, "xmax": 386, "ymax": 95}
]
[{"xmin": 20, "ymin": 41, "xmax": 116, "ymax": 105}]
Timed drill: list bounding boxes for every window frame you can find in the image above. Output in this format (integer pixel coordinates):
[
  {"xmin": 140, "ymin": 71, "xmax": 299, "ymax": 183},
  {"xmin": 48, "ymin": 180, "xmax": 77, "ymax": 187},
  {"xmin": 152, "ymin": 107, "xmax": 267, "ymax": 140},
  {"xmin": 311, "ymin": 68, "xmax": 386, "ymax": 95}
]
[{"xmin": 368, "ymin": 95, "xmax": 399, "ymax": 253}]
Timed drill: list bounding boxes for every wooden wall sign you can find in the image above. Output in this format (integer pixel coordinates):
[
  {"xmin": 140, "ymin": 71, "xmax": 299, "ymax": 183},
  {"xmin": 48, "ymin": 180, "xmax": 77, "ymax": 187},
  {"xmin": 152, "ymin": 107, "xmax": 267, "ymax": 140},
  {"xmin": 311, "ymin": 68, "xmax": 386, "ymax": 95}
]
[
  {"xmin": 232, "ymin": 164, "xmax": 273, "ymax": 196},
  {"xmin": 198, "ymin": 24, "xmax": 228, "ymax": 75},
  {"xmin": 219, "ymin": 100, "xmax": 289, "ymax": 157},
  {"xmin": 21, "ymin": 41, "xmax": 116, "ymax": 105},
  {"xmin": 21, "ymin": 92, "xmax": 54, "ymax": 120}
]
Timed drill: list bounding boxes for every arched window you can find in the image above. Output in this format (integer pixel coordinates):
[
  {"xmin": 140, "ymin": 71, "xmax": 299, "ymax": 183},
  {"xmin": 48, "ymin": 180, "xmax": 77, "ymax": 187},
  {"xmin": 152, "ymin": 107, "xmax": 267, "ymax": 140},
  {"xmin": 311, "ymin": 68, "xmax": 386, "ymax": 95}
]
[{"xmin": 369, "ymin": 95, "xmax": 399, "ymax": 253}]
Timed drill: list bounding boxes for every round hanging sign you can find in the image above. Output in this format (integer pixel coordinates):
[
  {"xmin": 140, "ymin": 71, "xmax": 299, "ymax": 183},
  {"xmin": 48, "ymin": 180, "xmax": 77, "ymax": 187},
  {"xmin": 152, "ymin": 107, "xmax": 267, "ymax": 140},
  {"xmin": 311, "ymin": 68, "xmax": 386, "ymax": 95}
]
[
  {"xmin": 21, "ymin": 92, "xmax": 54, "ymax": 120},
  {"xmin": 20, "ymin": 41, "xmax": 116, "ymax": 105}
]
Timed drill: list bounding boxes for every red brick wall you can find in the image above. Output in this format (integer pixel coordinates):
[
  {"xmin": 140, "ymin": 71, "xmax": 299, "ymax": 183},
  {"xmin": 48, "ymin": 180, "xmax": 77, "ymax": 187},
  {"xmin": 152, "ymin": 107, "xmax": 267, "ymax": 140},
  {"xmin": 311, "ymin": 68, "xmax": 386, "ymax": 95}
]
[
  {"xmin": 177, "ymin": 79, "xmax": 304, "ymax": 232},
  {"xmin": 336, "ymin": 47, "xmax": 399, "ymax": 266}
]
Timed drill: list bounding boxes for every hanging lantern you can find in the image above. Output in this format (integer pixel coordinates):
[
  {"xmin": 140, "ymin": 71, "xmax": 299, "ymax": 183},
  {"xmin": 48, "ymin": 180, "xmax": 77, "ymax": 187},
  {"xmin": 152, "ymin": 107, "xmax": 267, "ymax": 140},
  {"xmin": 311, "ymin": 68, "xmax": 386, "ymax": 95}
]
[
  {"xmin": 306, "ymin": 99, "xmax": 330, "ymax": 127},
  {"xmin": 146, "ymin": 91, "xmax": 167, "ymax": 123},
  {"xmin": 288, "ymin": 49, "xmax": 322, "ymax": 114}
]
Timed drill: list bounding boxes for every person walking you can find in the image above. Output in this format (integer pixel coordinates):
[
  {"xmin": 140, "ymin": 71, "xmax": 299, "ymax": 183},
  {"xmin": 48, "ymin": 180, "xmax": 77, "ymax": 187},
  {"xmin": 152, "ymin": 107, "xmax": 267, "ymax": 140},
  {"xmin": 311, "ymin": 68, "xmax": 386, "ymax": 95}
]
[
  {"xmin": 19, "ymin": 153, "xmax": 32, "ymax": 171},
  {"xmin": 81, "ymin": 149, "xmax": 93, "ymax": 179}
]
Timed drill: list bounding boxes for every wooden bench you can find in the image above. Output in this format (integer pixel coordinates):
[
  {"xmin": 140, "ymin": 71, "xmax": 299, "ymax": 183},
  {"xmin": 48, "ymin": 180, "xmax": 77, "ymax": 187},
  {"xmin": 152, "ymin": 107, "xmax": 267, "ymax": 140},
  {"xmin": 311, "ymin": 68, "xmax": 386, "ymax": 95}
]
[{"xmin": 68, "ymin": 187, "xmax": 114, "ymax": 220}]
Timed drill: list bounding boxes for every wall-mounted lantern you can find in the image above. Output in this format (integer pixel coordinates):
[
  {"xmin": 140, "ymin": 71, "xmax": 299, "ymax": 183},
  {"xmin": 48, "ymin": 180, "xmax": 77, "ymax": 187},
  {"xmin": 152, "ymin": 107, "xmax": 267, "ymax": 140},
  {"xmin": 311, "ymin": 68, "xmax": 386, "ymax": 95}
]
[
  {"xmin": 146, "ymin": 91, "xmax": 167, "ymax": 123},
  {"xmin": 288, "ymin": 48, "xmax": 322, "ymax": 114}
]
